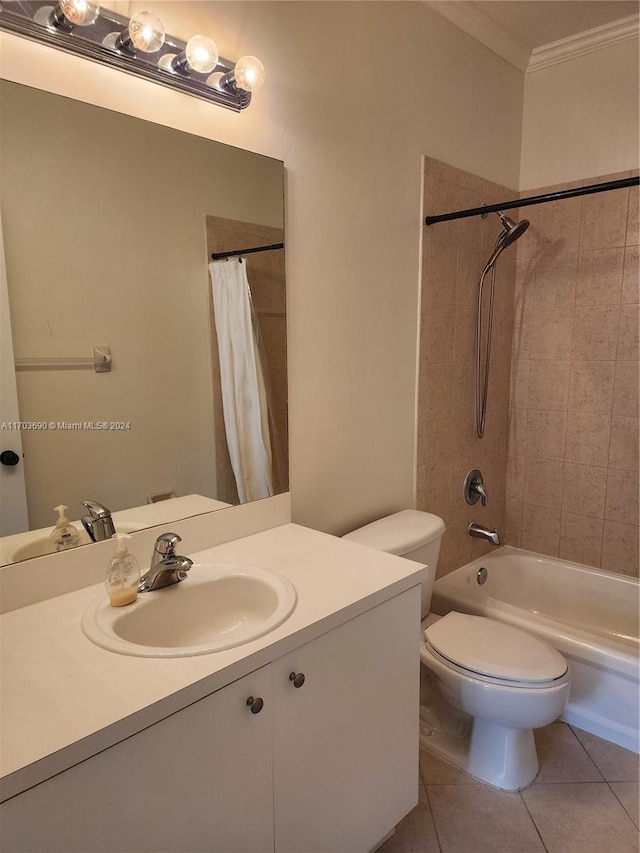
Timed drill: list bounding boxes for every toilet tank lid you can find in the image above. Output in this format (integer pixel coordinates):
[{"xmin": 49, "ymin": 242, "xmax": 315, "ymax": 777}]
[{"xmin": 342, "ymin": 510, "xmax": 446, "ymax": 555}]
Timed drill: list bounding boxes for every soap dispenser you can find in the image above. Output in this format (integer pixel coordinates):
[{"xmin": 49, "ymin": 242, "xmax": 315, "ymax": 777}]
[
  {"xmin": 50, "ymin": 505, "xmax": 81, "ymax": 551},
  {"xmin": 105, "ymin": 533, "xmax": 140, "ymax": 607}
]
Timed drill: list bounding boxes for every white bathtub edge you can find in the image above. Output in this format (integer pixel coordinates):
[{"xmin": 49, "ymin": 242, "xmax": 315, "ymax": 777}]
[{"xmin": 563, "ymin": 705, "xmax": 639, "ymax": 754}]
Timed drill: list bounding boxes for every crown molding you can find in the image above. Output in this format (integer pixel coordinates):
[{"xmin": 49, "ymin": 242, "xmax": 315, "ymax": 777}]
[
  {"xmin": 426, "ymin": 3, "xmax": 639, "ymax": 75},
  {"xmin": 425, "ymin": 1, "xmax": 530, "ymax": 72},
  {"xmin": 528, "ymin": 14, "xmax": 640, "ymax": 72}
]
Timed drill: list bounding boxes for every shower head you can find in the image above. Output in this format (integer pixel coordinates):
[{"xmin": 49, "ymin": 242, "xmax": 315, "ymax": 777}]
[
  {"xmin": 482, "ymin": 210, "xmax": 530, "ymax": 270},
  {"xmin": 495, "ymin": 211, "xmax": 529, "ymax": 249}
]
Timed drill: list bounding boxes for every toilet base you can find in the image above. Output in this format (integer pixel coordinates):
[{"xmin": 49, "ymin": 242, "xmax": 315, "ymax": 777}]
[{"xmin": 419, "ymin": 705, "xmax": 539, "ymax": 791}]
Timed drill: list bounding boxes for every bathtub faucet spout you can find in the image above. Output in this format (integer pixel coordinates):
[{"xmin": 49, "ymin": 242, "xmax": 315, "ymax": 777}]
[{"xmin": 469, "ymin": 523, "xmax": 501, "ymax": 546}]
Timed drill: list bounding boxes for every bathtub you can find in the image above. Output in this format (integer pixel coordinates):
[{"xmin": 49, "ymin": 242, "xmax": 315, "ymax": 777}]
[{"xmin": 430, "ymin": 546, "xmax": 640, "ymax": 753}]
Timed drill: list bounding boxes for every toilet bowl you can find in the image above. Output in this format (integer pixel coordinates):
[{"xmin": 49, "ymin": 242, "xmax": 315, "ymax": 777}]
[
  {"xmin": 343, "ymin": 510, "xmax": 570, "ymax": 791},
  {"xmin": 420, "ymin": 611, "xmax": 570, "ymax": 789}
]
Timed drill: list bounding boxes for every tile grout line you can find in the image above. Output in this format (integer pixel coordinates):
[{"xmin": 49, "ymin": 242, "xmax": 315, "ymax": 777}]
[
  {"xmin": 422, "ymin": 783, "xmax": 445, "ymax": 853},
  {"xmin": 606, "ymin": 780, "xmax": 640, "ymax": 831},
  {"xmin": 518, "ymin": 788, "xmax": 550, "ymax": 853},
  {"xmin": 566, "ymin": 724, "xmax": 607, "ymax": 781}
]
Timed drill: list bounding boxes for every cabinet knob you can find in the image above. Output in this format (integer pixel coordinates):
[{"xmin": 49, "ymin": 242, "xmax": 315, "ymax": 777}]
[
  {"xmin": 0, "ymin": 450, "xmax": 20, "ymax": 466},
  {"xmin": 289, "ymin": 672, "xmax": 305, "ymax": 688},
  {"xmin": 246, "ymin": 696, "xmax": 264, "ymax": 714}
]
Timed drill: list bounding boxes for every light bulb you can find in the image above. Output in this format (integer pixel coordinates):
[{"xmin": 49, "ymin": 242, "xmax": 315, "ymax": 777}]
[
  {"xmin": 127, "ymin": 11, "xmax": 165, "ymax": 53},
  {"xmin": 58, "ymin": 0, "xmax": 99, "ymax": 26},
  {"xmin": 38, "ymin": 0, "xmax": 100, "ymax": 29},
  {"xmin": 184, "ymin": 34, "xmax": 218, "ymax": 74},
  {"xmin": 103, "ymin": 12, "xmax": 165, "ymax": 54},
  {"xmin": 211, "ymin": 55, "xmax": 266, "ymax": 95},
  {"xmin": 233, "ymin": 55, "xmax": 265, "ymax": 92}
]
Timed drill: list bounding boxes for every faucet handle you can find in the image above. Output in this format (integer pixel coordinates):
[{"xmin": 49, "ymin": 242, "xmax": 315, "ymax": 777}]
[
  {"xmin": 463, "ymin": 469, "xmax": 489, "ymax": 507},
  {"xmin": 81, "ymin": 499, "xmax": 112, "ymax": 518},
  {"xmin": 81, "ymin": 500, "xmax": 115, "ymax": 542},
  {"xmin": 475, "ymin": 483, "xmax": 489, "ymax": 507},
  {"xmin": 154, "ymin": 532, "xmax": 181, "ymax": 558}
]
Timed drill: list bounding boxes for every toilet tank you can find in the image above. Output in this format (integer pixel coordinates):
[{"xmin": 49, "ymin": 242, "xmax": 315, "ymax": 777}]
[{"xmin": 343, "ymin": 510, "xmax": 446, "ymax": 617}]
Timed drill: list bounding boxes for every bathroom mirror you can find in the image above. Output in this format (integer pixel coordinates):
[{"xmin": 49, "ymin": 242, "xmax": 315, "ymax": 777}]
[{"xmin": 0, "ymin": 80, "xmax": 287, "ymax": 565}]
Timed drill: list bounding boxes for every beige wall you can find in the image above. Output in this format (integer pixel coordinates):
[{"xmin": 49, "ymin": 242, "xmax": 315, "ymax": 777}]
[
  {"xmin": 505, "ymin": 172, "xmax": 639, "ymax": 577},
  {"xmin": 521, "ymin": 38, "xmax": 640, "ymax": 189},
  {"xmin": 0, "ymin": 3, "xmax": 525, "ymax": 536}
]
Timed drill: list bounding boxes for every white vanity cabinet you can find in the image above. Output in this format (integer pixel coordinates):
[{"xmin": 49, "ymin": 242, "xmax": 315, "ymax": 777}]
[
  {"xmin": 0, "ymin": 587, "xmax": 420, "ymax": 853},
  {"xmin": 272, "ymin": 586, "xmax": 419, "ymax": 853},
  {"xmin": 0, "ymin": 666, "xmax": 275, "ymax": 853}
]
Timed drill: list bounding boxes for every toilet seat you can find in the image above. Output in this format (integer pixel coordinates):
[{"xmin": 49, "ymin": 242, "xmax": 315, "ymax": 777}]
[{"xmin": 424, "ymin": 612, "xmax": 568, "ymax": 688}]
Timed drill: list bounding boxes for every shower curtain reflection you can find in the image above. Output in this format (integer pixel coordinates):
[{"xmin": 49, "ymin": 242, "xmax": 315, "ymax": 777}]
[
  {"xmin": 206, "ymin": 216, "xmax": 288, "ymax": 506},
  {"xmin": 209, "ymin": 258, "xmax": 274, "ymax": 504}
]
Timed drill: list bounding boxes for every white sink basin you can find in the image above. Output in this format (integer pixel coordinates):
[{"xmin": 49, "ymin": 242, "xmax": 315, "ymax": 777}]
[{"xmin": 81, "ymin": 563, "xmax": 297, "ymax": 658}]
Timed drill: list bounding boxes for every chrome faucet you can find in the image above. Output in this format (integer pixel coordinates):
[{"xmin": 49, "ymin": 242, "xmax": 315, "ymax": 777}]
[
  {"xmin": 81, "ymin": 500, "xmax": 116, "ymax": 542},
  {"xmin": 139, "ymin": 533, "xmax": 193, "ymax": 593},
  {"xmin": 468, "ymin": 523, "xmax": 501, "ymax": 546}
]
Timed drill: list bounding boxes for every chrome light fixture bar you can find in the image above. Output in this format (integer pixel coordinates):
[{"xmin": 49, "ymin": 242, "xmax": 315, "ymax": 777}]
[{"xmin": 0, "ymin": 1, "xmax": 265, "ymax": 111}]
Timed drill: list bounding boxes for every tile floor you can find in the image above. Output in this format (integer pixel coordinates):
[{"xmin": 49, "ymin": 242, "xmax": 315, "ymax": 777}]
[{"xmin": 380, "ymin": 722, "xmax": 639, "ymax": 853}]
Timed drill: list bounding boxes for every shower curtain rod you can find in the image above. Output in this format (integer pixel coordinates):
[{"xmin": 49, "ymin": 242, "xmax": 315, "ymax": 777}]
[
  {"xmin": 210, "ymin": 242, "xmax": 284, "ymax": 260},
  {"xmin": 424, "ymin": 175, "xmax": 639, "ymax": 226}
]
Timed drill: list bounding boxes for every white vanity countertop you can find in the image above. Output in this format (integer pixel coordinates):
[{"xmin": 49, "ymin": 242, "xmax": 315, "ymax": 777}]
[{"xmin": 0, "ymin": 523, "xmax": 427, "ymax": 801}]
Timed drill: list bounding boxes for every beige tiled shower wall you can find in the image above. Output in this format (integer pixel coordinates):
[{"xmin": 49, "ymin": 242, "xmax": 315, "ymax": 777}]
[
  {"xmin": 418, "ymin": 158, "xmax": 518, "ymax": 578},
  {"xmin": 505, "ymin": 171, "xmax": 639, "ymax": 577}
]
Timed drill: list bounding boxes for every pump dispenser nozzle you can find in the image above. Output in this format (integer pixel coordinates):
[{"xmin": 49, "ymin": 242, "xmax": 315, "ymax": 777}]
[
  {"xmin": 105, "ymin": 532, "xmax": 140, "ymax": 607},
  {"xmin": 112, "ymin": 532, "xmax": 131, "ymax": 558},
  {"xmin": 54, "ymin": 504, "xmax": 70, "ymax": 527},
  {"xmin": 50, "ymin": 505, "xmax": 81, "ymax": 551}
]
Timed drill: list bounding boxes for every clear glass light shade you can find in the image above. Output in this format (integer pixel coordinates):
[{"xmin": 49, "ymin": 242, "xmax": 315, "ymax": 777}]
[
  {"xmin": 234, "ymin": 55, "xmax": 265, "ymax": 91},
  {"xmin": 128, "ymin": 11, "xmax": 165, "ymax": 53},
  {"xmin": 184, "ymin": 35, "xmax": 219, "ymax": 74},
  {"xmin": 59, "ymin": 0, "xmax": 99, "ymax": 26}
]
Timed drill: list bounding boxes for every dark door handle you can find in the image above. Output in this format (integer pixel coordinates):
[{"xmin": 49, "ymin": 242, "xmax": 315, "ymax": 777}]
[{"xmin": 0, "ymin": 450, "xmax": 20, "ymax": 467}]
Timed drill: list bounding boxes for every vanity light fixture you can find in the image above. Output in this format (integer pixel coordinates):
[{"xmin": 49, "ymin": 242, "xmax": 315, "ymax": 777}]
[{"xmin": 0, "ymin": 1, "xmax": 264, "ymax": 111}]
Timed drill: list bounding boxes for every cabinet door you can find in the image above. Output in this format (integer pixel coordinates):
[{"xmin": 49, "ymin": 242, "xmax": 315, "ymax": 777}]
[
  {"xmin": 272, "ymin": 587, "xmax": 422, "ymax": 853},
  {"xmin": 0, "ymin": 666, "xmax": 273, "ymax": 853}
]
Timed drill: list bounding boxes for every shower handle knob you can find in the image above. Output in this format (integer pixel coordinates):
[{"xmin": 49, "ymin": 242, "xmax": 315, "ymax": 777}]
[{"xmin": 464, "ymin": 469, "xmax": 488, "ymax": 506}]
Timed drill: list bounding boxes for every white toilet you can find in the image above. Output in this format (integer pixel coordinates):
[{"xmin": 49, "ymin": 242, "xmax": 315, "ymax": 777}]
[{"xmin": 343, "ymin": 509, "xmax": 570, "ymax": 791}]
